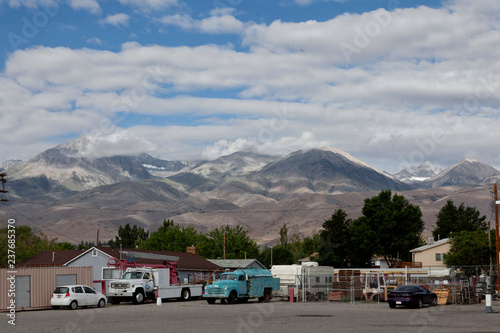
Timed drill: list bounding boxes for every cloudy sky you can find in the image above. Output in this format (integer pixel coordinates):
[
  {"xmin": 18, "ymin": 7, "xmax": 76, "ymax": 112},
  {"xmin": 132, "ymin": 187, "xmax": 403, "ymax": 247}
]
[{"xmin": 1, "ymin": 0, "xmax": 499, "ymax": 173}]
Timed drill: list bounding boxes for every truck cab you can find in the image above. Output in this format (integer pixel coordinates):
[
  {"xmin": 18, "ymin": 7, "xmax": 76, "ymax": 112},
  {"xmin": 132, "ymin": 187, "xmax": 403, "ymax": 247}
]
[{"xmin": 107, "ymin": 267, "xmax": 156, "ymax": 304}]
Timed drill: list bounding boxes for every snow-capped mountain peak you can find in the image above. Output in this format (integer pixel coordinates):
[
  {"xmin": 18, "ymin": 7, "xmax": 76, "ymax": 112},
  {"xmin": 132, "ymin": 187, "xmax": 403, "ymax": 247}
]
[{"xmin": 393, "ymin": 161, "xmax": 442, "ymax": 183}]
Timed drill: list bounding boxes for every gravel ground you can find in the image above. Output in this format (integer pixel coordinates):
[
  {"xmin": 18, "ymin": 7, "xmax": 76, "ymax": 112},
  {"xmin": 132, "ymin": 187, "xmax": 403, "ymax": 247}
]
[{"xmin": 4, "ymin": 299, "xmax": 500, "ymax": 333}]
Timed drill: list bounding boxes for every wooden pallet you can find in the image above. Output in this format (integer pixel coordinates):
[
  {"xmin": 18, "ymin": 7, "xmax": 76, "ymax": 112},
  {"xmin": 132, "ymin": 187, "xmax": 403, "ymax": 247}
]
[{"xmin": 433, "ymin": 289, "xmax": 449, "ymax": 305}]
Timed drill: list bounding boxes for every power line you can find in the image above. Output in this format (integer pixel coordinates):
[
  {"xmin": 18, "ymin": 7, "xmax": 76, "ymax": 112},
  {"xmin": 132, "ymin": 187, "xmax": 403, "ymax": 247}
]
[{"xmin": 6, "ymin": 203, "xmax": 82, "ymax": 243}]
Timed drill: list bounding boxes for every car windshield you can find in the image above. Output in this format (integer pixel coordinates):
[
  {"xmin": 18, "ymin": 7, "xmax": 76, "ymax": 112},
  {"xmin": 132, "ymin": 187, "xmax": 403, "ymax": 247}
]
[
  {"xmin": 219, "ymin": 274, "xmax": 238, "ymax": 281},
  {"xmin": 54, "ymin": 287, "xmax": 69, "ymax": 294},
  {"xmin": 395, "ymin": 286, "xmax": 418, "ymax": 292},
  {"xmin": 121, "ymin": 272, "xmax": 145, "ymax": 279}
]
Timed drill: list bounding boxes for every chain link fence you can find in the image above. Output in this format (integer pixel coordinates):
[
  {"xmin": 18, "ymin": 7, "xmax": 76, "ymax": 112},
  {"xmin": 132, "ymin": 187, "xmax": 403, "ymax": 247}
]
[{"xmin": 273, "ymin": 265, "xmax": 500, "ymax": 305}]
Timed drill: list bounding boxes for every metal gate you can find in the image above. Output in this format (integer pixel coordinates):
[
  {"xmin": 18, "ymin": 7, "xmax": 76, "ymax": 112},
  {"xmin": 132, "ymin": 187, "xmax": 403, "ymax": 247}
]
[{"xmin": 15, "ymin": 276, "xmax": 30, "ymax": 308}]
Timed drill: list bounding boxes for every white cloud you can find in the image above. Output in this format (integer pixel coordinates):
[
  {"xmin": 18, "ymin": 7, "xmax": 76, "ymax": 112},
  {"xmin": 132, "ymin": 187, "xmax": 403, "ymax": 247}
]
[
  {"xmin": 86, "ymin": 37, "xmax": 102, "ymax": 45},
  {"xmin": 68, "ymin": 0, "xmax": 100, "ymax": 14},
  {"xmin": 118, "ymin": 0, "xmax": 178, "ymax": 11},
  {"xmin": 69, "ymin": 130, "xmax": 157, "ymax": 159},
  {"xmin": 100, "ymin": 13, "xmax": 130, "ymax": 27},
  {"xmin": 294, "ymin": 0, "xmax": 347, "ymax": 7},
  {"xmin": 2, "ymin": 0, "xmax": 101, "ymax": 13},
  {"xmin": 2, "ymin": 0, "xmax": 53, "ymax": 9},
  {"xmin": 2, "ymin": 0, "xmax": 500, "ymax": 172},
  {"xmin": 201, "ymin": 138, "xmax": 256, "ymax": 160},
  {"xmin": 160, "ymin": 10, "xmax": 245, "ymax": 34}
]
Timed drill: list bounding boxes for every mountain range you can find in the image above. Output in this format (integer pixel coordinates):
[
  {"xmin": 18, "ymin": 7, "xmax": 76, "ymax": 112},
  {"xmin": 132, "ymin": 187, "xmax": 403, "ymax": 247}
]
[{"xmin": 1, "ymin": 138, "xmax": 499, "ymax": 246}]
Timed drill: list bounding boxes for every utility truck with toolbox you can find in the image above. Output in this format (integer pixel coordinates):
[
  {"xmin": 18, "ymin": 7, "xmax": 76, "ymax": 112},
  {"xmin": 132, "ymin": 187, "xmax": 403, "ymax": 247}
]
[
  {"xmin": 203, "ymin": 268, "xmax": 280, "ymax": 304},
  {"xmin": 106, "ymin": 251, "xmax": 204, "ymax": 304}
]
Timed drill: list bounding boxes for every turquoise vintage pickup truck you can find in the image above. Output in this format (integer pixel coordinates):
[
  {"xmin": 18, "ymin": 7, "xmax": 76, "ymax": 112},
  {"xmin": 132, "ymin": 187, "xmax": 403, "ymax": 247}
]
[{"xmin": 203, "ymin": 268, "xmax": 280, "ymax": 304}]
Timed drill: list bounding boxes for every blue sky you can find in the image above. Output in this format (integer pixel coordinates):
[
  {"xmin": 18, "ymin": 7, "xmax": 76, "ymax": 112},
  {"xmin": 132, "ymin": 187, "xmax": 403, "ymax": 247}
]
[{"xmin": 1, "ymin": 0, "xmax": 500, "ymax": 173}]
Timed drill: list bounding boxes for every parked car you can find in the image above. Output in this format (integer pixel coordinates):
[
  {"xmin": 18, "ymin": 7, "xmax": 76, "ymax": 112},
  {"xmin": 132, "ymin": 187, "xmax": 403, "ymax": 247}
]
[
  {"xmin": 51, "ymin": 285, "xmax": 107, "ymax": 310},
  {"xmin": 387, "ymin": 285, "xmax": 437, "ymax": 308}
]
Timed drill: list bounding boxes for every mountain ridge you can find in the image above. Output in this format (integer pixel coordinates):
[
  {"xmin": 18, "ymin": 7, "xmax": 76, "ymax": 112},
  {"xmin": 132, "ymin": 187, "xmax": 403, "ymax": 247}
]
[{"xmin": 2, "ymin": 139, "xmax": 499, "ymax": 245}]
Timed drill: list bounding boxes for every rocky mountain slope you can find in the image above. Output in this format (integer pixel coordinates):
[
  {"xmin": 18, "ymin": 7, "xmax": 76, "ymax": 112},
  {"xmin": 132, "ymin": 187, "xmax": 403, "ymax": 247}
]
[
  {"xmin": 421, "ymin": 159, "xmax": 500, "ymax": 188},
  {"xmin": 7, "ymin": 139, "xmax": 152, "ymax": 195},
  {"xmin": 2, "ymin": 139, "xmax": 500, "ymax": 245}
]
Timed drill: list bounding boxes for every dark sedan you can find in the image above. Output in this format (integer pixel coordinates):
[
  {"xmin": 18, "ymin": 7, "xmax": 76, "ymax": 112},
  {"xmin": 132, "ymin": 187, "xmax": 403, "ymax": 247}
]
[{"xmin": 387, "ymin": 285, "xmax": 437, "ymax": 308}]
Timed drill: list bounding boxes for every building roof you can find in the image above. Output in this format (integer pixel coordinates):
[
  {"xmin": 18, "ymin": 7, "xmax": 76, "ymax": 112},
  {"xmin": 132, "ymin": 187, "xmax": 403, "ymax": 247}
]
[
  {"xmin": 410, "ymin": 238, "xmax": 451, "ymax": 253},
  {"xmin": 20, "ymin": 247, "xmax": 221, "ymax": 272},
  {"xmin": 19, "ymin": 250, "xmax": 86, "ymax": 267},
  {"xmin": 207, "ymin": 259, "xmax": 267, "ymax": 270},
  {"xmin": 96, "ymin": 247, "xmax": 221, "ymax": 271}
]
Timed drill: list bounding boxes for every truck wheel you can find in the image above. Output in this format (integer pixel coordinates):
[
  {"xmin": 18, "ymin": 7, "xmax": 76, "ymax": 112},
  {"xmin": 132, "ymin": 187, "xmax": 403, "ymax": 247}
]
[
  {"xmin": 132, "ymin": 291, "xmax": 145, "ymax": 304},
  {"xmin": 180, "ymin": 288, "xmax": 191, "ymax": 301},
  {"xmin": 109, "ymin": 297, "xmax": 121, "ymax": 305},
  {"xmin": 264, "ymin": 288, "xmax": 272, "ymax": 302},
  {"xmin": 206, "ymin": 299, "xmax": 216, "ymax": 304},
  {"xmin": 227, "ymin": 291, "xmax": 238, "ymax": 304}
]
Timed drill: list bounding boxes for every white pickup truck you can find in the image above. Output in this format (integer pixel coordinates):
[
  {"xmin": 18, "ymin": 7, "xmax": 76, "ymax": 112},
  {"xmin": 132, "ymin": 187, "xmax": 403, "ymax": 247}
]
[{"xmin": 107, "ymin": 267, "xmax": 203, "ymax": 304}]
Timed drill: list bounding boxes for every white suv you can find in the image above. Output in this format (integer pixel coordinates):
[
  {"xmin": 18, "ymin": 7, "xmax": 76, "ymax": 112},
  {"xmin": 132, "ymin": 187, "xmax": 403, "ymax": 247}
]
[{"xmin": 51, "ymin": 285, "xmax": 107, "ymax": 310}]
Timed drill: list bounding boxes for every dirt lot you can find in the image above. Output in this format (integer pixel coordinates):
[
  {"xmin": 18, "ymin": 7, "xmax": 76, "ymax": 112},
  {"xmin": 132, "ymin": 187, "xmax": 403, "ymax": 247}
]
[{"xmin": 4, "ymin": 299, "xmax": 500, "ymax": 333}]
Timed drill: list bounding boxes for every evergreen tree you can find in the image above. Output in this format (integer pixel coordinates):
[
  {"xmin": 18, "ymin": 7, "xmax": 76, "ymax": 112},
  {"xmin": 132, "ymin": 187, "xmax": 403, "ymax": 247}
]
[
  {"xmin": 318, "ymin": 209, "xmax": 352, "ymax": 267},
  {"xmin": 279, "ymin": 223, "xmax": 288, "ymax": 248},
  {"xmin": 432, "ymin": 200, "xmax": 487, "ymax": 239}
]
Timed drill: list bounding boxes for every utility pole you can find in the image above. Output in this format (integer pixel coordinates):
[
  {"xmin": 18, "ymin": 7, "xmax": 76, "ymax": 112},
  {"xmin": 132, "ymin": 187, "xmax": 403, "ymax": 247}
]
[
  {"xmin": 494, "ymin": 184, "xmax": 500, "ymax": 291},
  {"xmin": 0, "ymin": 173, "xmax": 8, "ymax": 202},
  {"xmin": 223, "ymin": 232, "xmax": 226, "ymax": 260},
  {"xmin": 487, "ymin": 218, "xmax": 493, "ymax": 313}
]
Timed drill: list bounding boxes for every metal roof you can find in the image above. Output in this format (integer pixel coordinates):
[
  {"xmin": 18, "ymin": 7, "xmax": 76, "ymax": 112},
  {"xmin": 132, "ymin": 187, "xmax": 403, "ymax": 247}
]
[
  {"xmin": 120, "ymin": 251, "xmax": 179, "ymax": 262},
  {"xmin": 207, "ymin": 259, "xmax": 267, "ymax": 270},
  {"xmin": 410, "ymin": 238, "xmax": 451, "ymax": 252}
]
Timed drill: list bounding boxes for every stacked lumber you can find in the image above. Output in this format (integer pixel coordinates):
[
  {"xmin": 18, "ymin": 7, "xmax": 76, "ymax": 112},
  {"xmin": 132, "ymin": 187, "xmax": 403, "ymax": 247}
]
[
  {"xmin": 432, "ymin": 284, "xmax": 481, "ymax": 305},
  {"xmin": 328, "ymin": 291, "xmax": 345, "ymax": 301},
  {"xmin": 330, "ymin": 270, "xmax": 363, "ymax": 300}
]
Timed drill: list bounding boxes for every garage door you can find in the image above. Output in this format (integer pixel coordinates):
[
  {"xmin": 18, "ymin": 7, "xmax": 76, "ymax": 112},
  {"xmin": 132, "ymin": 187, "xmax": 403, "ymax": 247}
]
[
  {"xmin": 56, "ymin": 274, "xmax": 77, "ymax": 286},
  {"xmin": 15, "ymin": 276, "xmax": 31, "ymax": 308}
]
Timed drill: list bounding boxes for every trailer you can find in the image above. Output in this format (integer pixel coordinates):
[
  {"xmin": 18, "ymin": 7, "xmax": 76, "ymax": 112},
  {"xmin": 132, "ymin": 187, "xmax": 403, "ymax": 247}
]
[
  {"xmin": 271, "ymin": 263, "xmax": 334, "ymax": 301},
  {"xmin": 106, "ymin": 251, "xmax": 204, "ymax": 304}
]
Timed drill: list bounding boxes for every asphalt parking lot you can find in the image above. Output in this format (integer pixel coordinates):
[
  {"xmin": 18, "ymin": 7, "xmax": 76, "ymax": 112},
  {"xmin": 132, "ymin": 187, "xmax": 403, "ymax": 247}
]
[{"xmin": 4, "ymin": 299, "xmax": 500, "ymax": 333}]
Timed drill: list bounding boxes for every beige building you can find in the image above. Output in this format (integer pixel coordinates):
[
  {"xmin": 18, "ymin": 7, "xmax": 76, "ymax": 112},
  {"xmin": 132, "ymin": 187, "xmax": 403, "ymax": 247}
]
[{"xmin": 410, "ymin": 238, "xmax": 451, "ymax": 268}]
